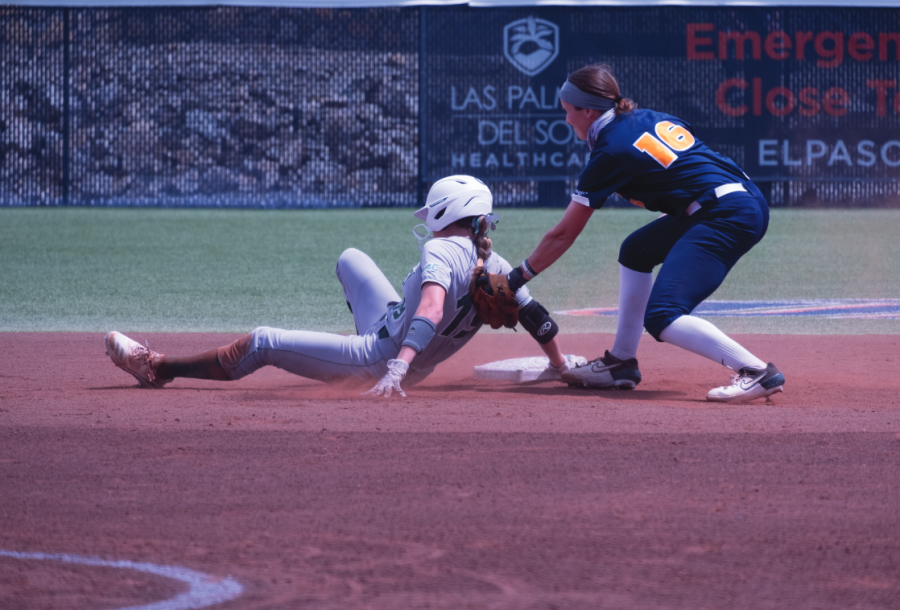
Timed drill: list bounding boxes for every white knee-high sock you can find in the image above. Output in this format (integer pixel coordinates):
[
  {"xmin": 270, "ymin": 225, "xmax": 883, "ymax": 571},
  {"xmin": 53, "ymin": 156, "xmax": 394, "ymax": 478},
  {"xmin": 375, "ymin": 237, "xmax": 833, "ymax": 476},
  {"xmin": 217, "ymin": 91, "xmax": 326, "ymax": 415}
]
[
  {"xmin": 659, "ymin": 315, "xmax": 767, "ymax": 371},
  {"xmin": 610, "ymin": 265, "xmax": 653, "ymax": 361}
]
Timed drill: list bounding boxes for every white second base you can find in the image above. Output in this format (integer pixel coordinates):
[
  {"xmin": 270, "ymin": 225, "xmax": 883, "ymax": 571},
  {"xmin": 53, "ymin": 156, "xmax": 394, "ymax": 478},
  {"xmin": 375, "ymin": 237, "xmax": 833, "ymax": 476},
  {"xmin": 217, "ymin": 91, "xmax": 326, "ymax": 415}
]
[{"xmin": 473, "ymin": 356, "xmax": 587, "ymax": 383}]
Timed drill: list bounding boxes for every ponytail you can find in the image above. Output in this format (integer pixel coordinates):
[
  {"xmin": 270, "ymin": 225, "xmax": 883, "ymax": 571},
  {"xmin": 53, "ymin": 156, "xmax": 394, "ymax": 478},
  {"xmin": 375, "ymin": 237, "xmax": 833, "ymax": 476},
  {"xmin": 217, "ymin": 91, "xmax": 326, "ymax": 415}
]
[
  {"xmin": 615, "ymin": 96, "xmax": 637, "ymax": 115},
  {"xmin": 450, "ymin": 215, "xmax": 493, "ymax": 262},
  {"xmin": 568, "ymin": 63, "xmax": 637, "ymax": 116},
  {"xmin": 472, "ymin": 216, "xmax": 493, "ymax": 262}
]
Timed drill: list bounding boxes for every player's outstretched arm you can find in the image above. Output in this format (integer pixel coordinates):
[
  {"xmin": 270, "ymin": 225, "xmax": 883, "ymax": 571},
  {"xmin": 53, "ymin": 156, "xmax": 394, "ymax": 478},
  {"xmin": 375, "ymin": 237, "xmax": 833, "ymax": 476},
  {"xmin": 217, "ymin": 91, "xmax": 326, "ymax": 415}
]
[
  {"xmin": 507, "ymin": 201, "xmax": 594, "ymax": 293},
  {"xmin": 364, "ymin": 282, "xmax": 446, "ymax": 398}
]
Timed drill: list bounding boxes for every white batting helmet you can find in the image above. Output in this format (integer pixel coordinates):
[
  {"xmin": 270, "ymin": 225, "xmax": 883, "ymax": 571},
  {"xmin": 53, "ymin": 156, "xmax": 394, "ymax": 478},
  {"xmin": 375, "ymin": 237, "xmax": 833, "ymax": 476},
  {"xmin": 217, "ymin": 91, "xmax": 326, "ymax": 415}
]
[{"xmin": 413, "ymin": 175, "xmax": 493, "ymax": 232}]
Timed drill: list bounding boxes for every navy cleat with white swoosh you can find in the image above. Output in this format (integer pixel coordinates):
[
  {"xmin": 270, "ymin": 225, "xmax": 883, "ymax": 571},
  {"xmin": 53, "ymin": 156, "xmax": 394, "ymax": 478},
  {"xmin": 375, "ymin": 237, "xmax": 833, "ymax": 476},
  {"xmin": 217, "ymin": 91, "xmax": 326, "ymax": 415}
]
[
  {"xmin": 706, "ymin": 362, "xmax": 785, "ymax": 403},
  {"xmin": 561, "ymin": 350, "xmax": 641, "ymax": 390}
]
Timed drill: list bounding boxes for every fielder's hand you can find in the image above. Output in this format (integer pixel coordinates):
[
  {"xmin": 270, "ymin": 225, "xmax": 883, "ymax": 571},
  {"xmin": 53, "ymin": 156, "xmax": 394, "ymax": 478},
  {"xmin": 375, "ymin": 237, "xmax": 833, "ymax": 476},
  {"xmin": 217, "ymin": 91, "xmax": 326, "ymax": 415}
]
[{"xmin": 363, "ymin": 359, "xmax": 409, "ymax": 398}]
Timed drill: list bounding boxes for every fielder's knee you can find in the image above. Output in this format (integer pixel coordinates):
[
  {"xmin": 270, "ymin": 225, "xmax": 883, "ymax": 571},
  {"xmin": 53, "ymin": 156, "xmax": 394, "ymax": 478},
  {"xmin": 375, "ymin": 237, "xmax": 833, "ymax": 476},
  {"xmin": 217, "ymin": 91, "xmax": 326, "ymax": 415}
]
[
  {"xmin": 644, "ymin": 312, "xmax": 683, "ymax": 342},
  {"xmin": 618, "ymin": 233, "xmax": 656, "ymax": 274}
]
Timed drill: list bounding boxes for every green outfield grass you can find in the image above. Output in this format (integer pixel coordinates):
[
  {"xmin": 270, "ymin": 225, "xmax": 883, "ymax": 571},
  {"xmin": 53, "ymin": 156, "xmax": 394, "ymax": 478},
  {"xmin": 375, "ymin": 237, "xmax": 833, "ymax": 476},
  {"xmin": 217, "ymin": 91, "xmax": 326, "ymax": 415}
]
[{"xmin": 2, "ymin": 208, "xmax": 899, "ymax": 335}]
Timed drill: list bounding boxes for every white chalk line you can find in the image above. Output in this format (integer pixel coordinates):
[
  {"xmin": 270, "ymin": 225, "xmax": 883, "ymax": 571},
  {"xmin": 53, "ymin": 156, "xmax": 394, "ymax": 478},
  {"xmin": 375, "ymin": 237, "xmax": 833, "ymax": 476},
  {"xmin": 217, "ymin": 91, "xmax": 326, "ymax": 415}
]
[{"xmin": 0, "ymin": 550, "xmax": 242, "ymax": 610}]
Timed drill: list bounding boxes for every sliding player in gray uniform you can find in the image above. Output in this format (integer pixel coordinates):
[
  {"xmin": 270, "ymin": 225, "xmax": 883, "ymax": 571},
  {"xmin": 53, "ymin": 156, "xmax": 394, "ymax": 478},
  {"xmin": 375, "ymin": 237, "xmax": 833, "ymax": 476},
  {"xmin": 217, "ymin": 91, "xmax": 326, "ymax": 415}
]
[{"xmin": 104, "ymin": 175, "xmax": 579, "ymax": 397}]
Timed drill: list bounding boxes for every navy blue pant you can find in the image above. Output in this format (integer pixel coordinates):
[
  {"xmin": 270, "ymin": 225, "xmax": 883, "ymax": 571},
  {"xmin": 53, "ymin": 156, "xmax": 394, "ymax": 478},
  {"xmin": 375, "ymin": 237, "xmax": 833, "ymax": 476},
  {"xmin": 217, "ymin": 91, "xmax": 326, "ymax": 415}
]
[{"xmin": 618, "ymin": 183, "xmax": 770, "ymax": 341}]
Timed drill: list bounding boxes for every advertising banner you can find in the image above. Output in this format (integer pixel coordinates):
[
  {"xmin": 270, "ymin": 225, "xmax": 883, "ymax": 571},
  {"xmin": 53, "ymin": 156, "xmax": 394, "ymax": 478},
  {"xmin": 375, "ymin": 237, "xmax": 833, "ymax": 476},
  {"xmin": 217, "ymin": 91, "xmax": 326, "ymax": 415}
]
[
  {"xmin": 3, "ymin": 6, "xmax": 898, "ymax": 207},
  {"xmin": 422, "ymin": 7, "xmax": 900, "ymax": 202}
]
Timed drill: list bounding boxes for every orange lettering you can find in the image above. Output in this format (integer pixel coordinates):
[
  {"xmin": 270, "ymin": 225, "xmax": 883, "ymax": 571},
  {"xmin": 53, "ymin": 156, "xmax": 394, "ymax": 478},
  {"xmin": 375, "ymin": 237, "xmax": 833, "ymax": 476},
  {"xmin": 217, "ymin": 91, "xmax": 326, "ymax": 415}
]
[
  {"xmin": 655, "ymin": 121, "xmax": 695, "ymax": 151},
  {"xmin": 633, "ymin": 132, "xmax": 678, "ymax": 168}
]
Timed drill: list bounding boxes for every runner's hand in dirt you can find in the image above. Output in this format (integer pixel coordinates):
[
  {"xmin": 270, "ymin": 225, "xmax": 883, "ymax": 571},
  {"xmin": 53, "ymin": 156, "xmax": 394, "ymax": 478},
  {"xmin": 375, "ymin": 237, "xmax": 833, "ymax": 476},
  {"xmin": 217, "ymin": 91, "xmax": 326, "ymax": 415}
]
[{"xmin": 363, "ymin": 359, "xmax": 409, "ymax": 398}]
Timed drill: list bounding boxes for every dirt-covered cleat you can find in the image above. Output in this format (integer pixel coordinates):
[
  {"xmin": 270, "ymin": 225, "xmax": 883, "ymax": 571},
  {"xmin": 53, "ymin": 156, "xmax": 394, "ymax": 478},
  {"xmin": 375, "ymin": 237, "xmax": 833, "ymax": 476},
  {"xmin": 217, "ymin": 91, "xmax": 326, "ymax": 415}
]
[
  {"xmin": 104, "ymin": 331, "xmax": 172, "ymax": 389},
  {"xmin": 561, "ymin": 350, "xmax": 641, "ymax": 390},
  {"xmin": 706, "ymin": 362, "xmax": 785, "ymax": 403}
]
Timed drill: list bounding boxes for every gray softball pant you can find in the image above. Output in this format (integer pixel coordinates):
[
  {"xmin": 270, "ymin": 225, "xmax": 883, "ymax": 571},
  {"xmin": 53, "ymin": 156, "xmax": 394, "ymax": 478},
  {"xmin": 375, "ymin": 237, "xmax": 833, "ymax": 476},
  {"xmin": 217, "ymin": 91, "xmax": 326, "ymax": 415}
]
[{"xmin": 218, "ymin": 248, "xmax": 402, "ymax": 383}]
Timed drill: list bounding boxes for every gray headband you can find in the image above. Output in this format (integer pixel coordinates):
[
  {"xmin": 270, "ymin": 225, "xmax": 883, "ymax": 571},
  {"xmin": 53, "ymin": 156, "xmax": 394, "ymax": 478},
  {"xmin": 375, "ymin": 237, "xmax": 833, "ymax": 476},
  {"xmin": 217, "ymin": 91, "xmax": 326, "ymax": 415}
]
[{"xmin": 559, "ymin": 80, "xmax": 618, "ymax": 112}]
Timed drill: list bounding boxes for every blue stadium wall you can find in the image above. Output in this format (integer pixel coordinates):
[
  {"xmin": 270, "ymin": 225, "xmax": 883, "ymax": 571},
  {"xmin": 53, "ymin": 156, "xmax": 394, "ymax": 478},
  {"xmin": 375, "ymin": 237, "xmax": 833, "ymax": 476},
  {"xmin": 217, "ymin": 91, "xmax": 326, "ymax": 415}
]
[{"xmin": 2, "ymin": 6, "xmax": 899, "ymax": 208}]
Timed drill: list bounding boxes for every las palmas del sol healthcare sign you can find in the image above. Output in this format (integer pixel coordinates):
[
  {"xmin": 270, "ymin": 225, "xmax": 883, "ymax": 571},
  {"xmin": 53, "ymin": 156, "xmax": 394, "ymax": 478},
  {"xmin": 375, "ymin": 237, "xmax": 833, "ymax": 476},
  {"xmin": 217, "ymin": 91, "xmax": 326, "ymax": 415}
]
[{"xmin": 421, "ymin": 6, "xmax": 900, "ymax": 191}]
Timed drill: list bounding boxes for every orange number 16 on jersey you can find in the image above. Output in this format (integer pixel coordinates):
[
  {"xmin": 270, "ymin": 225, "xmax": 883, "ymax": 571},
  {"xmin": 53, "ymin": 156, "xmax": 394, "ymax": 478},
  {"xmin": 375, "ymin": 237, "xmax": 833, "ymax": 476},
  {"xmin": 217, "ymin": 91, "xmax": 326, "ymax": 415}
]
[{"xmin": 632, "ymin": 121, "xmax": 696, "ymax": 168}]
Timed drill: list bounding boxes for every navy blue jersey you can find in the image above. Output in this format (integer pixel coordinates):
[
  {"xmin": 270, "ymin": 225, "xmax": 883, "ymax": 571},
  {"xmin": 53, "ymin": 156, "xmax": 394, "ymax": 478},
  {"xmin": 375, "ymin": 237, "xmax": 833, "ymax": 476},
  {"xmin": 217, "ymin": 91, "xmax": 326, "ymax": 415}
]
[{"xmin": 574, "ymin": 109, "xmax": 748, "ymax": 216}]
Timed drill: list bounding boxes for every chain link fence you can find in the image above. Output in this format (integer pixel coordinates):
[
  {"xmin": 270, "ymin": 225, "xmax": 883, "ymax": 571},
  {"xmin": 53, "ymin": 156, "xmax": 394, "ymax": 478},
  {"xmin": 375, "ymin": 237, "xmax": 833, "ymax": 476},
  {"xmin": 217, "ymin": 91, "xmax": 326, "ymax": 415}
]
[{"xmin": 2, "ymin": 6, "xmax": 898, "ymax": 207}]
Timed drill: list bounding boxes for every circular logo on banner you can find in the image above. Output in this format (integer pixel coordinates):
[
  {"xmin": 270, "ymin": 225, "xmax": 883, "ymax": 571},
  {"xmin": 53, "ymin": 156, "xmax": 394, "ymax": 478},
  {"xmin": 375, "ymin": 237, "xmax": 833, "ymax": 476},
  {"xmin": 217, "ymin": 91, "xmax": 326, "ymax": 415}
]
[{"xmin": 503, "ymin": 17, "xmax": 559, "ymax": 77}]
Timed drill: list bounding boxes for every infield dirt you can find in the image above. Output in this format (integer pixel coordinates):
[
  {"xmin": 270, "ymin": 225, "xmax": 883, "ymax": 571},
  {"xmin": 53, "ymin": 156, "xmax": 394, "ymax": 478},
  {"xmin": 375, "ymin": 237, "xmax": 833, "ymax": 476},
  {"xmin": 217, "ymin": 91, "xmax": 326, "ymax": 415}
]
[{"xmin": 1, "ymin": 332, "xmax": 899, "ymax": 609}]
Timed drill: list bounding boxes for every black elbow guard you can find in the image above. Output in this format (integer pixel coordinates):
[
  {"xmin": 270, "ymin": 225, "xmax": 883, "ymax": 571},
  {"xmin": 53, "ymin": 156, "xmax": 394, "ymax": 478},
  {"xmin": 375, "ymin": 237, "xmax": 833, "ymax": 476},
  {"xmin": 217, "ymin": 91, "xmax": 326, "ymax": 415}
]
[{"xmin": 519, "ymin": 299, "xmax": 558, "ymax": 344}]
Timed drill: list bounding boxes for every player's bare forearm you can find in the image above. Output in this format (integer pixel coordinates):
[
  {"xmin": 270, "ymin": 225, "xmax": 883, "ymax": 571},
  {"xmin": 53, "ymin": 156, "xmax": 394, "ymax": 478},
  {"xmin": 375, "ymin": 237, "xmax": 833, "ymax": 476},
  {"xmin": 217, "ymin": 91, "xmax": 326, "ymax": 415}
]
[
  {"xmin": 525, "ymin": 201, "xmax": 594, "ymax": 273},
  {"xmin": 398, "ymin": 282, "xmax": 446, "ymax": 365},
  {"xmin": 528, "ymin": 229, "xmax": 577, "ymax": 273},
  {"xmin": 415, "ymin": 282, "xmax": 446, "ymax": 323}
]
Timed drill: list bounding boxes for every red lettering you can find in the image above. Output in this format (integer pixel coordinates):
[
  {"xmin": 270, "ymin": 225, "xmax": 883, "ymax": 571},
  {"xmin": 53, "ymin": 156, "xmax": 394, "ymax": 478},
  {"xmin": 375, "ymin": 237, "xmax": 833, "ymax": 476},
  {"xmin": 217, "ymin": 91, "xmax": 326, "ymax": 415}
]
[
  {"xmin": 849, "ymin": 33, "xmax": 874, "ymax": 61},
  {"xmin": 867, "ymin": 79, "xmax": 897, "ymax": 116},
  {"xmin": 753, "ymin": 77, "xmax": 762, "ymax": 116},
  {"xmin": 798, "ymin": 87, "xmax": 820, "ymax": 116},
  {"xmin": 692, "ymin": 27, "xmax": 900, "ymax": 66},
  {"xmin": 764, "ymin": 31, "xmax": 791, "ymax": 60},
  {"xmin": 822, "ymin": 87, "xmax": 850, "ymax": 116},
  {"xmin": 716, "ymin": 78, "xmax": 748, "ymax": 116},
  {"xmin": 687, "ymin": 23, "xmax": 715, "ymax": 60},
  {"xmin": 718, "ymin": 31, "xmax": 761, "ymax": 60},
  {"xmin": 715, "ymin": 82, "xmax": 859, "ymax": 118},
  {"xmin": 815, "ymin": 32, "xmax": 843, "ymax": 68},
  {"xmin": 813, "ymin": 32, "xmax": 844, "ymax": 68},
  {"xmin": 766, "ymin": 87, "xmax": 796, "ymax": 117},
  {"xmin": 879, "ymin": 33, "xmax": 900, "ymax": 61},
  {"xmin": 795, "ymin": 31, "xmax": 814, "ymax": 60}
]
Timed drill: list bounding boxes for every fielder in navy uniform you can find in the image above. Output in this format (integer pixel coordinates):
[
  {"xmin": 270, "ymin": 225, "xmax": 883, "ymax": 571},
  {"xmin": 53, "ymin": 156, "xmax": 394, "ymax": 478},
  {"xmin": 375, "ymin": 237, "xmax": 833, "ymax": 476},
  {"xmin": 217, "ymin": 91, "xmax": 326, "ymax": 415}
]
[
  {"xmin": 506, "ymin": 63, "xmax": 785, "ymax": 403},
  {"xmin": 104, "ymin": 175, "xmax": 580, "ymax": 397}
]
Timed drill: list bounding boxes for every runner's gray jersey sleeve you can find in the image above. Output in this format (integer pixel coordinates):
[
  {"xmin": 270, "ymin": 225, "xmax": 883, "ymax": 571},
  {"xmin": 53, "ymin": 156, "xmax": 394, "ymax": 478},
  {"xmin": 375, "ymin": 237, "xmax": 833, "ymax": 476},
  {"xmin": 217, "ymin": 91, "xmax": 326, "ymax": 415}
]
[{"xmin": 384, "ymin": 237, "xmax": 529, "ymax": 381}]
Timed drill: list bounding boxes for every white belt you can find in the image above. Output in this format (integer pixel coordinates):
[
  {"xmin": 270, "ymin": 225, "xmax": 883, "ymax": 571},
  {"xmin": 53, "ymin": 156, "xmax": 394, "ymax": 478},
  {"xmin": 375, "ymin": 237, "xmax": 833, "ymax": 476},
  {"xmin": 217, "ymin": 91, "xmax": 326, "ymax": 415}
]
[{"xmin": 685, "ymin": 183, "xmax": 746, "ymax": 216}]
